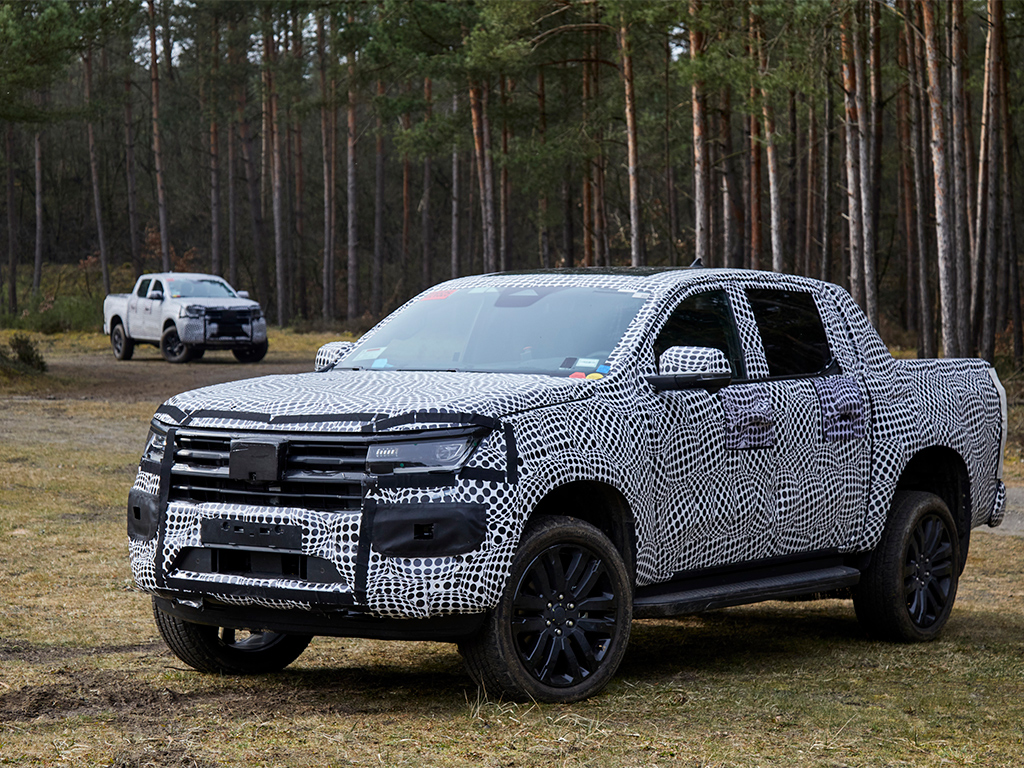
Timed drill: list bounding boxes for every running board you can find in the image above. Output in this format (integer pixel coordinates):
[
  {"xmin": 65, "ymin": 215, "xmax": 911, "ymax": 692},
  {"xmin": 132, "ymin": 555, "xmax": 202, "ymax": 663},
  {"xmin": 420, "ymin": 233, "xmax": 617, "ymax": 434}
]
[{"xmin": 633, "ymin": 565, "xmax": 861, "ymax": 619}]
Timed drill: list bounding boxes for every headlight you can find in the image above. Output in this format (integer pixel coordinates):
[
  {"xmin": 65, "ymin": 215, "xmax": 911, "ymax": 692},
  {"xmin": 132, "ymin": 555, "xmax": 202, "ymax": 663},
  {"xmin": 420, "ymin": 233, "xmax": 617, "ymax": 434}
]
[
  {"xmin": 367, "ymin": 436, "xmax": 478, "ymax": 474},
  {"xmin": 142, "ymin": 426, "xmax": 167, "ymax": 465},
  {"xmin": 181, "ymin": 305, "xmax": 205, "ymax": 318},
  {"xmin": 251, "ymin": 307, "xmax": 263, "ymax": 320}
]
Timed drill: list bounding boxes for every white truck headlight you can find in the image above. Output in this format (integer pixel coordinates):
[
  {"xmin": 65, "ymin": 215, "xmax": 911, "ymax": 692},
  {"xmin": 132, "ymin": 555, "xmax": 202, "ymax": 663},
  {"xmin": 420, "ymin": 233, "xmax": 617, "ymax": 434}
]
[
  {"xmin": 181, "ymin": 305, "xmax": 205, "ymax": 318},
  {"xmin": 367, "ymin": 436, "xmax": 479, "ymax": 474}
]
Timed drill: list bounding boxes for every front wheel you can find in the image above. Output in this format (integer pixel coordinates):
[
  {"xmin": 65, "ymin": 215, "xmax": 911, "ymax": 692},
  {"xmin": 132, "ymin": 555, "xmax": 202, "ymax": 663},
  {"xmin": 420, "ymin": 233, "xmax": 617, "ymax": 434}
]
[
  {"xmin": 160, "ymin": 326, "xmax": 193, "ymax": 364},
  {"xmin": 153, "ymin": 599, "xmax": 312, "ymax": 674},
  {"xmin": 110, "ymin": 323, "xmax": 134, "ymax": 361},
  {"xmin": 853, "ymin": 491, "xmax": 960, "ymax": 642},
  {"xmin": 458, "ymin": 516, "xmax": 632, "ymax": 703},
  {"xmin": 233, "ymin": 340, "xmax": 268, "ymax": 363}
]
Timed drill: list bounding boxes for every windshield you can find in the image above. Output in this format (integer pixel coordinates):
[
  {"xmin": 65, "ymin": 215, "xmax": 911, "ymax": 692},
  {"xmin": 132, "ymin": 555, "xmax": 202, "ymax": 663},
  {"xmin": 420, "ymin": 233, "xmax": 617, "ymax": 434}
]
[
  {"xmin": 342, "ymin": 285, "xmax": 647, "ymax": 376},
  {"xmin": 165, "ymin": 278, "xmax": 237, "ymax": 299}
]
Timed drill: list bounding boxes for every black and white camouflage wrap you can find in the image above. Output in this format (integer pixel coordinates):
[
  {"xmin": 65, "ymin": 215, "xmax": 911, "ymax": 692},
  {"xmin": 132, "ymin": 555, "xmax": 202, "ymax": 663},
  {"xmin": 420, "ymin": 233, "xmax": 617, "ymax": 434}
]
[{"xmin": 129, "ymin": 268, "xmax": 1006, "ymax": 621}]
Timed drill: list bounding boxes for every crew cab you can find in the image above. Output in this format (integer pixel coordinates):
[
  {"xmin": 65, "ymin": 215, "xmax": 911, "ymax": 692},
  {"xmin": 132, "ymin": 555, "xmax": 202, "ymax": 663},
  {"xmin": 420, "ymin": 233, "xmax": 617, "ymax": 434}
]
[
  {"xmin": 127, "ymin": 267, "xmax": 1006, "ymax": 702},
  {"xmin": 103, "ymin": 272, "xmax": 268, "ymax": 363}
]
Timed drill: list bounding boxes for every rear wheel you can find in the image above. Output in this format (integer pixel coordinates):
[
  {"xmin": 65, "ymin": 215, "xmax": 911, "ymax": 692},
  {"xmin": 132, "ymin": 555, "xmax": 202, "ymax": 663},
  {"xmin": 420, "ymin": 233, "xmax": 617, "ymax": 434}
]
[
  {"xmin": 110, "ymin": 323, "xmax": 134, "ymax": 361},
  {"xmin": 853, "ymin": 491, "xmax": 960, "ymax": 642},
  {"xmin": 233, "ymin": 340, "xmax": 268, "ymax": 363},
  {"xmin": 160, "ymin": 326, "xmax": 193, "ymax": 364},
  {"xmin": 153, "ymin": 598, "xmax": 312, "ymax": 674},
  {"xmin": 459, "ymin": 516, "xmax": 632, "ymax": 703}
]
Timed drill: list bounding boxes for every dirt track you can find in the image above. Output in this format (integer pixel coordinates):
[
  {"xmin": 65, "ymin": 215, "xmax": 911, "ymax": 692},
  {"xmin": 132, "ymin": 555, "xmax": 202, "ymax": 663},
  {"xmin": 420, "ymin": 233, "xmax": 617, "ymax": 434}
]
[{"xmin": 39, "ymin": 341, "xmax": 318, "ymax": 405}]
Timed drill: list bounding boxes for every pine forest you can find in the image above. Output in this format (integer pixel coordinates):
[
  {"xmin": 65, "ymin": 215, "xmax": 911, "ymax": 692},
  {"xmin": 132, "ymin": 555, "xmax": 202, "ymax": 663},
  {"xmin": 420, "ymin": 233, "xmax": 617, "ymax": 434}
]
[{"xmin": 0, "ymin": 0, "xmax": 1021, "ymax": 365}]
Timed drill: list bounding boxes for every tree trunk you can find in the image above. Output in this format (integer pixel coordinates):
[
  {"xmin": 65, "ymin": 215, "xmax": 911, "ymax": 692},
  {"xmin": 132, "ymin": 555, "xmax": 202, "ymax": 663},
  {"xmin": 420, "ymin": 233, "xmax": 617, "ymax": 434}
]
[
  {"xmin": 756, "ymin": 16, "xmax": 782, "ymax": 274},
  {"xmin": 346, "ymin": 13, "xmax": 358, "ymax": 320},
  {"xmin": 691, "ymin": 0, "xmax": 710, "ymax": 265},
  {"xmin": 422, "ymin": 77, "xmax": 433, "ymax": 289},
  {"xmin": 209, "ymin": 25, "xmax": 221, "ymax": 276},
  {"xmin": 451, "ymin": 92, "xmax": 462, "ymax": 278},
  {"xmin": 840, "ymin": 10, "xmax": 864, "ymax": 309},
  {"xmin": 469, "ymin": 79, "xmax": 496, "ymax": 273},
  {"xmin": 921, "ymin": 0, "xmax": 956, "ymax": 357},
  {"xmin": 898, "ymin": 21, "xmax": 916, "ymax": 332},
  {"xmin": 148, "ymin": 0, "xmax": 171, "ymax": 271},
  {"xmin": 33, "ymin": 130, "xmax": 42, "ymax": 293},
  {"xmin": 620, "ymin": 16, "xmax": 642, "ymax": 267},
  {"xmin": 721, "ymin": 87, "xmax": 744, "ymax": 269},
  {"xmin": 317, "ymin": 13, "xmax": 334, "ymax": 319},
  {"xmin": 538, "ymin": 70, "xmax": 550, "ymax": 269},
  {"xmin": 266, "ymin": 23, "xmax": 287, "ymax": 327},
  {"xmin": 950, "ymin": 0, "xmax": 971, "ymax": 355},
  {"xmin": 820, "ymin": 71, "xmax": 833, "ymax": 283},
  {"xmin": 499, "ymin": 75, "xmax": 510, "ymax": 271},
  {"xmin": 227, "ymin": 114, "xmax": 238, "ymax": 287},
  {"xmin": 665, "ymin": 33, "xmax": 679, "ymax": 264},
  {"xmin": 373, "ymin": 79, "xmax": 384, "ymax": 315},
  {"xmin": 855, "ymin": 5, "xmax": 878, "ymax": 327},
  {"xmin": 124, "ymin": 74, "xmax": 142, "ymax": 277},
  {"xmin": 84, "ymin": 49, "xmax": 110, "ymax": 295},
  {"xmin": 971, "ymin": 6, "xmax": 994, "ymax": 353},
  {"xmin": 6, "ymin": 126, "xmax": 16, "ymax": 313},
  {"xmin": 979, "ymin": 0, "xmax": 1000, "ymax": 363}
]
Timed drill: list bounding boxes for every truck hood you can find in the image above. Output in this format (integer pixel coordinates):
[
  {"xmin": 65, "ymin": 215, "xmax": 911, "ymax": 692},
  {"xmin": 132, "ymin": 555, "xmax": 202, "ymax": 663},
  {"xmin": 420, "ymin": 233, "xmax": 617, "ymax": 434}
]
[{"xmin": 156, "ymin": 369, "xmax": 592, "ymax": 432}]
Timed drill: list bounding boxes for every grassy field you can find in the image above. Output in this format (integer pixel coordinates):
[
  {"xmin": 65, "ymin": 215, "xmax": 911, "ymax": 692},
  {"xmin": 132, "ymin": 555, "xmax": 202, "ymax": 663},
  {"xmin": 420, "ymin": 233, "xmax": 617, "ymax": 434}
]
[{"xmin": 1, "ymin": 331, "xmax": 1023, "ymax": 767}]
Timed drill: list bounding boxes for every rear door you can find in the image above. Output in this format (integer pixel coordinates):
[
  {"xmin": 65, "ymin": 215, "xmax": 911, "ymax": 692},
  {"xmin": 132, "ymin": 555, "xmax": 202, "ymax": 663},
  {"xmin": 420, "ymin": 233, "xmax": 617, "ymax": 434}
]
[{"xmin": 738, "ymin": 286, "xmax": 869, "ymax": 557}]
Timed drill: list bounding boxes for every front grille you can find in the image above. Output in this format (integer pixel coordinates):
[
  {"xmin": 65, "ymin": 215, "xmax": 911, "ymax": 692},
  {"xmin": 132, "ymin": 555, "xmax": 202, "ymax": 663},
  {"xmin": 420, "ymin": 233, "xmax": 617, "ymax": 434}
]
[
  {"xmin": 205, "ymin": 308, "xmax": 254, "ymax": 339},
  {"xmin": 169, "ymin": 430, "xmax": 367, "ymax": 511}
]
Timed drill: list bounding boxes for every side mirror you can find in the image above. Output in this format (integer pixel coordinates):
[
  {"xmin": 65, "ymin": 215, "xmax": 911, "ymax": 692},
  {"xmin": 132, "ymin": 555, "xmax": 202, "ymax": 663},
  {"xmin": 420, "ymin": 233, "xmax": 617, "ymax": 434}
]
[
  {"xmin": 315, "ymin": 341, "xmax": 355, "ymax": 372},
  {"xmin": 149, "ymin": 290, "xmax": 164, "ymax": 301},
  {"xmin": 646, "ymin": 346, "xmax": 732, "ymax": 393},
  {"xmin": 237, "ymin": 290, "xmax": 250, "ymax": 299}
]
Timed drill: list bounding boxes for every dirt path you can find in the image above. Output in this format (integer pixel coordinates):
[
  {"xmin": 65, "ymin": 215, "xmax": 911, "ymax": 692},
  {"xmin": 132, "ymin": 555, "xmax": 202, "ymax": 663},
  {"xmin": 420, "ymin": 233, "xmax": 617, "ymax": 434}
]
[{"xmin": 39, "ymin": 343, "xmax": 317, "ymax": 404}]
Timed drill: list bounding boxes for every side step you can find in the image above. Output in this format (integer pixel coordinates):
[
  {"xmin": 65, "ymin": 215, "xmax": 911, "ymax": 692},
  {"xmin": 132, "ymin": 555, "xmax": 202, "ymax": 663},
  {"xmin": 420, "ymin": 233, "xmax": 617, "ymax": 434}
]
[{"xmin": 633, "ymin": 565, "xmax": 861, "ymax": 619}]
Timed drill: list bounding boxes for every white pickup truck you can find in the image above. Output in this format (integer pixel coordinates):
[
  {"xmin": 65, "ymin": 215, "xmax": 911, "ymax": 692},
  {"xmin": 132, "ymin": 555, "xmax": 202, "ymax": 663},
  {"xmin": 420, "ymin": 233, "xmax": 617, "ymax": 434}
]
[{"xmin": 103, "ymin": 272, "xmax": 268, "ymax": 363}]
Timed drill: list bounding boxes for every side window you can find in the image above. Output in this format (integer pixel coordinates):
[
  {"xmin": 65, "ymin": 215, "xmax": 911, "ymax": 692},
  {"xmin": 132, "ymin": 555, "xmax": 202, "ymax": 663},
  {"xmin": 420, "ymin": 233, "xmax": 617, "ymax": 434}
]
[
  {"xmin": 746, "ymin": 288, "xmax": 834, "ymax": 377},
  {"xmin": 654, "ymin": 289, "xmax": 745, "ymax": 377},
  {"xmin": 136, "ymin": 279, "xmax": 152, "ymax": 298}
]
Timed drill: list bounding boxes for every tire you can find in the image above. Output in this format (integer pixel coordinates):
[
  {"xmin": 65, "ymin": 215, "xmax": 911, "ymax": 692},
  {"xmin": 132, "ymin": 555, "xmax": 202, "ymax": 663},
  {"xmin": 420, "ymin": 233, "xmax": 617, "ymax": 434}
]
[
  {"xmin": 458, "ymin": 516, "xmax": 632, "ymax": 703},
  {"xmin": 152, "ymin": 598, "xmax": 312, "ymax": 675},
  {"xmin": 110, "ymin": 323, "xmax": 134, "ymax": 361},
  {"xmin": 233, "ymin": 340, "xmax": 268, "ymax": 363},
  {"xmin": 853, "ymin": 491, "xmax": 960, "ymax": 642},
  {"xmin": 160, "ymin": 326, "xmax": 193, "ymax": 364}
]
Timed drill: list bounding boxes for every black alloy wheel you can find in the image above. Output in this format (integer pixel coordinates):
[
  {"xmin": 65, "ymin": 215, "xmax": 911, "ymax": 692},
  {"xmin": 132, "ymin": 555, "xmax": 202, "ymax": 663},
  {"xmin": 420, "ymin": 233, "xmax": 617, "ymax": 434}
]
[
  {"xmin": 459, "ymin": 516, "xmax": 632, "ymax": 703},
  {"xmin": 854, "ymin": 491, "xmax": 960, "ymax": 642},
  {"xmin": 160, "ymin": 326, "xmax": 192, "ymax": 363}
]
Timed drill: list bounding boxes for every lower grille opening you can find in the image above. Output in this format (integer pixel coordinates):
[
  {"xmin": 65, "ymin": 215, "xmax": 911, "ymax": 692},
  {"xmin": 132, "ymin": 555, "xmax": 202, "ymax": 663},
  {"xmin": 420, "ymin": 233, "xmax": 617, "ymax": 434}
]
[{"xmin": 175, "ymin": 547, "xmax": 344, "ymax": 585}]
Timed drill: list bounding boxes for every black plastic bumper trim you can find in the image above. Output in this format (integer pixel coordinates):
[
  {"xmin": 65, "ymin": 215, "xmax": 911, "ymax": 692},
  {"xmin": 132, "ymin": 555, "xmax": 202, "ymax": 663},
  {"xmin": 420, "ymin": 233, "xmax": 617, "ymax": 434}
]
[{"xmin": 153, "ymin": 596, "xmax": 486, "ymax": 641}]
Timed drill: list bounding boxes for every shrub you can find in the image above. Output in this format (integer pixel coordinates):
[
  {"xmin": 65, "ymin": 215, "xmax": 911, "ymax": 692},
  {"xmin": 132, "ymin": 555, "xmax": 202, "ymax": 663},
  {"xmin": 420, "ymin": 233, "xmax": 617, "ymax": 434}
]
[{"xmin": 5, "ymin": 334, "xmax": 47, "ymax": 372}]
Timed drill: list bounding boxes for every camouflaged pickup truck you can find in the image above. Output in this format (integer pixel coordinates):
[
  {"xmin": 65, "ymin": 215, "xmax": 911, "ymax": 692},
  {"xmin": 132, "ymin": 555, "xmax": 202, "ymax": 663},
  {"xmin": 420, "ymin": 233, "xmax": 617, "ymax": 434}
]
[{"xmin": 128, "ymin": 267, "xmax": 1006, "ymax": 702}]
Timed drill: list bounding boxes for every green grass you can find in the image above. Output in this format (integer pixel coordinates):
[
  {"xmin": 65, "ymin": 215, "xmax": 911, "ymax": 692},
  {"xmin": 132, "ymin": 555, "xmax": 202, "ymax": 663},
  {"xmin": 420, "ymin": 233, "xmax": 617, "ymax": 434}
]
[
  {"xmin": 2, "ymin": 395, "xmax": 1024, "ymax": 766},
  {"xmin": 1, "ymin": 331, "xmax": 1023, "ymax": 766}
]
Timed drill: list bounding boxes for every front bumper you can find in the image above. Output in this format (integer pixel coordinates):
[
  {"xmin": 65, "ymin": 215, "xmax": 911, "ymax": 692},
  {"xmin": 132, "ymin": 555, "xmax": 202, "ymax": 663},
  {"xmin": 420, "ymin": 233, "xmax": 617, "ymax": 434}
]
[
  {"xmin": 128, "ymin": 422, "xmax": 519, "ymax": 624},
  {"xmin": 179, "ymin": 315, "xmax": 267, "ymax": 348}
]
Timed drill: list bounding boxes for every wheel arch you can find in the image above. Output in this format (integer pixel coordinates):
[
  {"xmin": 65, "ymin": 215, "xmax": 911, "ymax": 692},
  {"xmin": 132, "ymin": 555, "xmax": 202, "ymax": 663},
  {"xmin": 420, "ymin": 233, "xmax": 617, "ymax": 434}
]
[
  {"xmin": 109, "ymin": 314, "xmax": 125, "ymax": 330},
  {"xmin": 894, "ymin": 445, "xmax": 971, "ymax": 566},
  {"xmin": 527, "ymin": 480, "xmax": 637, "ymax": 583}
]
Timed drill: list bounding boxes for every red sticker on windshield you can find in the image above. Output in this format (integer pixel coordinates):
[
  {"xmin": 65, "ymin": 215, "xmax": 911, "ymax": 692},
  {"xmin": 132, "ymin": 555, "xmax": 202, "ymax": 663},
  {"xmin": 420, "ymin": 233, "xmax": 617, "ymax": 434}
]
[{"xmin": 421, "ymin": 289, "xmax": 456, "ymax": 301}]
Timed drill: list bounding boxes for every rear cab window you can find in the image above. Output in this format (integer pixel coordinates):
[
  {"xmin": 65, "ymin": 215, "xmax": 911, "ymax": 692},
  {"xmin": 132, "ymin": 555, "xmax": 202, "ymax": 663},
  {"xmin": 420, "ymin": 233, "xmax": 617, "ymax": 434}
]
[{"xmin": 745, "ymin": 288, "xmax": 836, "ymax": 378}]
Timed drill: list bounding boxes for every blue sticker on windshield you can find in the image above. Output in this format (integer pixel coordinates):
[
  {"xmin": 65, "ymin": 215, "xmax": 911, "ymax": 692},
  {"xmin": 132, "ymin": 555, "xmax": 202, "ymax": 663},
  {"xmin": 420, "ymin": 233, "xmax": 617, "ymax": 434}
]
[
  {"xmin": 597, "ymin": 364, "xmax": 611, "ymax": 374},
  {"xmin": 372, "ymin": 358, "xmax": 388, "ymax": 369}
]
